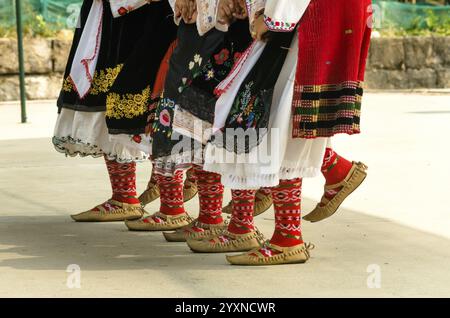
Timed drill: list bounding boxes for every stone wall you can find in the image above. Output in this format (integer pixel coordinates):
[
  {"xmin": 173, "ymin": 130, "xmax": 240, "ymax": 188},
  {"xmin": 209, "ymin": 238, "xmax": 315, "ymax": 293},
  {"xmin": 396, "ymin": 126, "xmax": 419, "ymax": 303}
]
[
  {"xmin": 0, "ymin": 38, "xmax": 69, "ymax": 101},
  {"xmin": 0, "ymin": 36, "xmax": 449, "ymax": 101},
  {"xmin": 366, "ymin": 36, "xmax": 450, "ymax": 89}
]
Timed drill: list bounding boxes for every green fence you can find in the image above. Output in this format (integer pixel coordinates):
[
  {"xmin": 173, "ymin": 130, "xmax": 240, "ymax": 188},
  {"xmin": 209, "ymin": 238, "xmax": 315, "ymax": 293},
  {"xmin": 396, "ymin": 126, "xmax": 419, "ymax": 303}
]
[
  {"xmin": 0, "ymin": 0, "xmax": 82, "ymax": 29},
  {"xmin": 0, "ymin": 0, "xmax": 449, "ymax": 32},
  {"xmin": 373, "ymin": 0, "xmax": 450, "ymax": 32}
]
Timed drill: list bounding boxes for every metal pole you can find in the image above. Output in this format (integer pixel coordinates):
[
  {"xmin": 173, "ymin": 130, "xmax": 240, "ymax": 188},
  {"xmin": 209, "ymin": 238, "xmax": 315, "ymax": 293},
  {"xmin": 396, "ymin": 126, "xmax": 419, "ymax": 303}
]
[{"xmin": 15, "ymin": 0, "xmax": 27, "ymax": 123}]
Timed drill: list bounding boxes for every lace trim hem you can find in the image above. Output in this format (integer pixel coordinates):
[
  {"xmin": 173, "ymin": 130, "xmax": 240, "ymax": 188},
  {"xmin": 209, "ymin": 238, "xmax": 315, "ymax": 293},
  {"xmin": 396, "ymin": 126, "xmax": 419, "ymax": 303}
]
[
  {"xmin": 52, "ymin": 136, "xmax": 149, "ymax": 163},
  {"xmin": 203, "ymin": 164, "xmax": 321, "ymax": 189}
]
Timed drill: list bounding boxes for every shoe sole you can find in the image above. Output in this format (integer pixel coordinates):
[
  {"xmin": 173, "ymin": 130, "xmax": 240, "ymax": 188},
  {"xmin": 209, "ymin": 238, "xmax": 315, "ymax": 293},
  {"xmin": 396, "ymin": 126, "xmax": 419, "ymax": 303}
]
[{"xmin": 304, "ymin": 170, "xmax": 367, "ymax": 223}]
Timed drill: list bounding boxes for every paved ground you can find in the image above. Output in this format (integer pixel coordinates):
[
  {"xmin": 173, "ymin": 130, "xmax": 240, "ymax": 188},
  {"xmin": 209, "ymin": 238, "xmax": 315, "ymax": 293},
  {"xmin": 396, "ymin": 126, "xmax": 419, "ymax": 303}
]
[{"xmin": 0, "ymin": 92, "xmax": 450, "ymax": 297}]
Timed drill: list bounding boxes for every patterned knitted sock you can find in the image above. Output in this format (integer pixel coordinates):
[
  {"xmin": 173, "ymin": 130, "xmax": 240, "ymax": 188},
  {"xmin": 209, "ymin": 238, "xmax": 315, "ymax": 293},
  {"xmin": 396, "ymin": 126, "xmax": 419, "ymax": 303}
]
[
  {"xmin": 321, "ymin": 148, "xmax": 353, "ymax": 205},
  {"xmin": 104, "ymin": 156, "xmax": 140, "ymax": 205},
  {"xmin": 249, "ymin": 179, "xmax": 303, "ymax": 258},
  {"xmin": 194, "ymin": 166, "xmax": 224, "ymax": 225},
  {"xmin": 228, "ymin": 190, "xmax": 256, "ymax": 235},
  {"xmin": 255, "ymin": 187, "xmax": 271, "ymax": 203},
  {"xmin": 269, "ymin": 178, "xmax": 303, "ymax": 247},
  {"xmin": 155, "ymin": 171, "xmax": 186, "ymax": 216}
]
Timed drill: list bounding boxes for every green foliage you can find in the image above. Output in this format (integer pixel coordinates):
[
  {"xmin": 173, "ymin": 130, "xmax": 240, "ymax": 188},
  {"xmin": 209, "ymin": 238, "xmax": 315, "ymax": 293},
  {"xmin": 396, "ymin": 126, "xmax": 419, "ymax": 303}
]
[
  {"xmin": 0, "ymin": 25, "xmax": 15, "ymax": 38},
  {"xmin": 0, "ymin": 1, "xmax": 71, "ymax": 38},
  {"xmin": 0, "ymin": 15, "xmax": 63, "ymax": 38},
  {"xmin": 23, "ymin": 15, "xmax": 59, "ymax": 37},
  {"xmin": 379, "ymin": 9, "xmax": 450, "ymax": 37}
]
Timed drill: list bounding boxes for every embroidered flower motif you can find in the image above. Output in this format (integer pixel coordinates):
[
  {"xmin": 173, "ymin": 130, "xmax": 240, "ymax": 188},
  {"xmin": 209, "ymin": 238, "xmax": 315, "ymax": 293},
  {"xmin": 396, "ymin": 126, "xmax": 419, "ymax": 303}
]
[
  {"xmin": 82, "ymin": 64, "xmax": 123, "ymax": 96},
  {"xmin": 159, "ymin": 109, "xmax": 171, "ymax": 127},
  {"xmin": 106, "ymin": 86, "xmax": 150, "ymax": 119},
  {"xmin": 62, "ymin": 77, "xmax": 73, "ymax": 92},
  {"xmin": 152, "ymin": 98, "xmax": 176, "ymax": 137},
  {"xmin": 216, "ymin": 236, "xmax": 230, "ymax": 244},
  {"xmin": 178, "ymin": 77, "xmax": 193, "ymax": 93},
  {"xmin": 194, "ymin": 54, "xmax": 202, "ymax": 64},
  {"xmin": 189, "ymin": 61, "xmax": 195, "ymax": 70},
  {"xmin": 205, "ymin": 69, "xmax": 215, "ymax": 80},
  {"xmin": 132, "ymin": 135, "xmax": 142, "ymax": 144},
  {"xmin": 264, "ymin": 16, "xmax": 297, "ymax": 32},
  {"xmin": 234, "ymin": 52, "xmax": 242, "ymax": 61},
  {"xmin": 247, "ymin": 113, "xmax": 256, "ymax": 128},
  {"xmin": 214, "ymin": 48, "xmax": 230, "ymax": 65},
  {"xmin": 228, "ymin": 80, "xmax": 264, "ymax": 129},
  {"xmin": 243, "ymin": 97, "xmax": 255, "ymax": 116},
  {"xmin": 260, "ymin": 247, "xmax": 273, "ymax": 257}
]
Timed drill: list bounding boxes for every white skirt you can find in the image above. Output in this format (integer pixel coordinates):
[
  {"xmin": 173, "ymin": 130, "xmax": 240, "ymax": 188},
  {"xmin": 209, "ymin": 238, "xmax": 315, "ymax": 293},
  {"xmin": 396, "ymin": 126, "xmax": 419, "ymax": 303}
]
[
  {"xmin": 203, "ymin": 35, "xmax": 330, "ymax": 189},
  {"xmin": 53, "ymin": 108, "xmax": 149, "ymax": 163}
]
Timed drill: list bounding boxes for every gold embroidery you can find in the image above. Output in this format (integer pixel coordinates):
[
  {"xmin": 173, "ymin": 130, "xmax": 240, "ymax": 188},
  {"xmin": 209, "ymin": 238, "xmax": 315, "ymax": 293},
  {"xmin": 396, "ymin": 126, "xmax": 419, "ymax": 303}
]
[
  {"xmin": 90, "ymin": 64, "xmax": 123, "ymax": 95},
  {"xmin": 60, "ymin": 64, "xmax": 123, "ymax": 95},
  {"xmin": 62, "ymin": 77, "xmax": 73, "ymax": 92},
  {"xmin": 106, "ymin": 86, "xmax": 151, "ymax": 119}
]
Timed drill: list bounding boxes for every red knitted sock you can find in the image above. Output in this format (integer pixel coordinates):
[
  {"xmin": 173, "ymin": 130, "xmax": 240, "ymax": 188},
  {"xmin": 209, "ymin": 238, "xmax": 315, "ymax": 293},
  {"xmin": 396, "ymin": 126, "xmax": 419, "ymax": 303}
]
[
  {"xmin": 194, "ymin": 166, "xmax": 224, "ymax": 225},
  {"xmin": 269, "ymin": 178, "xmax": 303, "ymax": 247},
  {"xmin": 321, "ymin": 148, "xmax": 353, "ymax": 205},
  {"xmin": 322, "ymin": 148, "xmax": 353, "ymax": 184},
  {"xmin": 228, "ymin": 190, "xmax": 256, "ymax": 235},
  {"xmin": 104, "ymin": 157, "xmax": 140, "ymax": 205},
  {"xmin": 249, "ymin": 179, "xmax": 303, "ymax": 259},
  {"xmin": 155, "ymin": 171, "xmax": 186, "ymax": 216}
]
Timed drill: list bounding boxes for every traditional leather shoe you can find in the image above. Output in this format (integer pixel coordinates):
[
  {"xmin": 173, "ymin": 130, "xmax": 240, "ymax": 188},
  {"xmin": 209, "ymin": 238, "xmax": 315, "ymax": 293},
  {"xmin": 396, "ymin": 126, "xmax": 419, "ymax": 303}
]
[
  {"xmin": 226, "ymin": 242, "xmax": 314, "ymax": 266},
  {"xmin": 303, "ymin": 162, "xmax": 368, "ymax": 223},
  {"xmin": 186, "ymin": 230, "xmax": 264, "ymax": 253},
  {"xmin": 71, "ymin": 200, "xmax": 144, "ymax": 222},
  {"xmin": 163, "ymin": 219, "xmax": 227, "ymax": 242},
  {"xmin": 138, "ymin": 183, "xmax": 160, "ymax": 207},
  {"xmin": 183, "ymin": 178, "xmax": 198, "ymax": 203},
  {"xmin": 223, "ymin": 189, "xmax": 273, "ymax": 216},
  {"xmin": 254, "ymin": 190, "xmax": 273, "ymax": 215},
  {"xmin": 125, "ymin": 212, "xmax": 193, "ymax": 231},
  {"xmin": 222, "ymin": 201, "xmax": 233, "ymax": 215}
]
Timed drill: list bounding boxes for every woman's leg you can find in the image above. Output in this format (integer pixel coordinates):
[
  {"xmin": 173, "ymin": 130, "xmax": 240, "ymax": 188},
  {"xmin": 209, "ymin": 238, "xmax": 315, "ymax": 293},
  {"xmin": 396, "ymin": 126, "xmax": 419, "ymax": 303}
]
[
  {"xmin": 194, "ymin": 166, "xmax": 225, "ymax": 226},
  {"xmin": 226, "ymin": 178, "xmax": 313, "ymax": 265},
  {"xmin": 105, "ymin": 157, "xmax": 140, "ymax": 205},
  {"xmin": 163, "ymin": 166, "xmax": 227, "ymax": 242},
  {"xmin": 125, "ymin": 170, "xmax": 192, "ymax": 231},
  {"xmin": 303, "ymin": 147, "xmax": 368, "ymax": 222},
  {"xmin": 187, "ymin": 186, "xmax": 263, "ymax": 253},
  {"xmin": 71, "ymin": 156, "xmax": 143, "ymax": 222},
  {"xmin": 138, "ymin": 161, "xmax": 160, "ymax": 206}
]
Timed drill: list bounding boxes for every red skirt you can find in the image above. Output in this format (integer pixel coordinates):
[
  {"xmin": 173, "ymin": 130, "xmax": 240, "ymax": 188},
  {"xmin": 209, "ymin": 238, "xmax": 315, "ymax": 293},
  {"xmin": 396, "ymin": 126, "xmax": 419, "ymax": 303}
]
[{"xmin": 292, "ymin": 0, "xmax": 372, "ymax": 139}]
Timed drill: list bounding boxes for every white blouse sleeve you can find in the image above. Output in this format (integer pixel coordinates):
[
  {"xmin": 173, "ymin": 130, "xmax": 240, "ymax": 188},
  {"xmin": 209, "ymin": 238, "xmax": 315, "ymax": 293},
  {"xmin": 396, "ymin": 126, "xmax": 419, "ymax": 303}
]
[{"xmin": 263, "ymin": 0, "xmax": 311, "ymax": 32}]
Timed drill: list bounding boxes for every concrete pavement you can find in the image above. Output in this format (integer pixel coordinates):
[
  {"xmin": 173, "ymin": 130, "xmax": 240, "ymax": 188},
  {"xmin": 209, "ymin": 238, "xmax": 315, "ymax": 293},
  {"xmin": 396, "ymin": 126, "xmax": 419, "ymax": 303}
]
[{"xmin": 0, "ymin": 93, "xmax": 449, "ymax": 297}]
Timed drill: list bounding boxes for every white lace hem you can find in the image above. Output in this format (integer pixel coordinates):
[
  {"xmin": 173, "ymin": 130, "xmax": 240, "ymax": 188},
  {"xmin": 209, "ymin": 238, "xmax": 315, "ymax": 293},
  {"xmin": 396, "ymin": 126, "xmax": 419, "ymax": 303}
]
[
  {"xmin": 53, "ymin": 108, "xmax": 149, "ymax": 163},
  {"xmin": 204, "ymin": 163, "xmax": 321, "ymax": 189}
]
